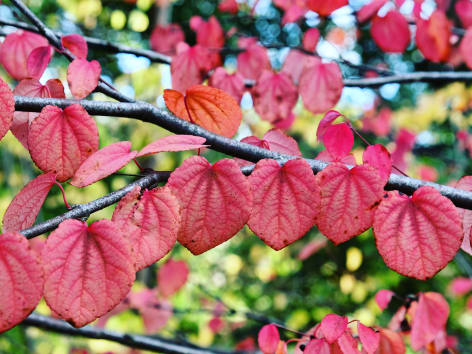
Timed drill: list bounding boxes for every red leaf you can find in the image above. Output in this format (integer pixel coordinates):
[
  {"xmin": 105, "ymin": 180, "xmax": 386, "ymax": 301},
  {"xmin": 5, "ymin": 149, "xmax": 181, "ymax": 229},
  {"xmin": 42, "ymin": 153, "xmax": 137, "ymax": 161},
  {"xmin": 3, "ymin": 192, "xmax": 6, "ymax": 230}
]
[
  {"xmin": 168, "ymin": 156, "xmax": 252, "ymax": 255},
  {"xmin": 209, "ymin": 317, "xmax": 225, "ymax": 333},
  {"xmin": 460, "ymin": 28, "xmax": 472, "ymax": 70},
  {"xmin": 456, "ymin": 0, "xmax": 472, "ymax": 28},
  {"xmin": 237, "ymin": 43, "xmax": 270, "ymax": 80},
  {"xmin": 371, "ymin": 11, "xmax": 410, "ymax": 53},
  {"xmin": 61, "ymin": 34, "xmax": 88, "ymax": 59},
  {"xmin": 303, "ymin": 28, "xmax": 320, "ymax": 52},
  {"xmin": 264, "ymin": 128, "xmax": 302, "ymax": 156},
  {"xmin": 253, "ymin": 71, "xmax": 298, "ymax": 124},
  {"xmin": 67, "ymin": 59, "xmax": 101, "ymax": 98},
  {"xmin": 157, "ymin": 259, "xmax": 189, "ymax": 298},
  {"xmin": 304, "ymin": 339, "xmax": 330, "ymax": 354},
  {"xmin": 410, "ymin": 292, "xmax": 449, "ymax": 350},
  {"xmin": 375, "ymin": 289, "xmax": 394, "ymax": 311},
  {"xmin": 112, "ymin": 187, "xmax": 180, "ymax": 271},
  {"xmin": 357, "ymin": 0, "xmax": 388, "ymax": 23},
  {"xmin": 218, "ymin": 0, "xmax": 238, "ymax": 14},
  {"xmin": 137, "ymin": 135, "xmax": 208, "ymax": 157},
  {"xmin": 248, "ymin": 159, "xmax": 320, "ymax": 250},
  {"xmin": 209, "ymin": 67, "xmax": 245, "ymax": 102},
  {"xmin": 306, "ymin": 0, "xmax": 348, "ymax": 16},
  {"xmin": 282, "ymin": 4, "xmax": 307, "ymax": 25},
  {"xmin": 320, "ymin": 314, "xmax": 348, "ymax": 344},
  {"xmin": 377, "ymin": 328, "xmax": 405, "ymax": 354},
  {"xmin": 358, "ymin": 322, "xmax": 380, "ymax": 354},
  {"xmin": 164, "ymin": 85, "xmax": 242, "ymax": 138},
  {"xmin": 373, "ymin": 187, "xmax": 462, "ymax": 279},
  {"xmin": 0, "ymin": 232, "xmax": 43, "ymax": 333},
  {"xmin": 258, "ymin": 324, "xmax": 280, "ymax": 354},
  {"xmin": 26, "ymin": 45, "xmax": 53, "ymax": 79},
  {"xmin": 282, "ymin": 50, "xmax": 318, "ymax": 85},
  {"xmin": 71, "ymin": 141, "xmax": 137, "ymax": 187},
  {"xmin": 0, "ymin": 77, "xmax": 14, "ymax": 142},
  {"xmin": 191, "ymin": 16, "xmax": 224, "ymax": 49},
  {"xmin": 362, "ymin": 144, "xmax": 392, "ymax": 186},
  {"xmin": 317, "ymin": 110, "xmax": 343, "ymax": 141},
  {"xmin": 299, "ymin": 61, "xmax": 343, "ymax": 114},
  {"xmin": 449, "ymin": 277, "xmax": 472, "ymax": 296},
  {"xmin": 322, "ymin": 123, "xmax": 353, "ymax": 160},
  {"xmin": 150, "ymin": 24, "xmax": 185, "ymax": 56},
  {"xmin": 0, "ymin": 30, "xmax": 49, "ymax": 80},
  {"xmin": 28, "ymin": 104, "xmax": 99, "ymax": 182},
  {"xmin": 42, "ymin": 219, "xmax": 135, "ymax": 328},
  {"xmin": 416, "ymin": 11, "xmax": 451, "ymax": 62},
  {"xmin": 316, "ymin": 163, "xmax": 384, "ymax": 245},
  {"xmin": 455, "ymin": 176, "xmax": 472, "ymax": 255},
  {"xmin": 2, "ymin": 173, "xmax": 56, "ymax": 232},
  {"xmin": 11, "ymin": 78, "xmax": 65, "ymax": 148}
]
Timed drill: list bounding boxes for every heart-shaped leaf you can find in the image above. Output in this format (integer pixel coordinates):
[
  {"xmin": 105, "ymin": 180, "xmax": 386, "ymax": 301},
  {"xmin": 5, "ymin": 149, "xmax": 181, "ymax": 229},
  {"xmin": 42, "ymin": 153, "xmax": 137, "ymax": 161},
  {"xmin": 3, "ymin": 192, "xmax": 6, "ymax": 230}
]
[
  {"xmin": 61, "ymin": 34, "xmax": 88, "ymax": 59},
  {"xmin": 157, "ymin": 259, "xmax": 189, "ymax": 297},
  {"xmin": 320, "ymin": 314, "xmax": 348, "ymax": 344},
  {"xmin": 67, "ymin": 58, "xmax": 101, "ymax": 98}
]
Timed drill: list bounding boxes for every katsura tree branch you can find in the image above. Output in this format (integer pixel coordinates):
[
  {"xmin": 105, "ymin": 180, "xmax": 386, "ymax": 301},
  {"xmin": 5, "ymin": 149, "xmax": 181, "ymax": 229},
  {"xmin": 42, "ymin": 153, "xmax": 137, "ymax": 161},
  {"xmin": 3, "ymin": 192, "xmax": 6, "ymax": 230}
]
[
  {"xmin": 14, "ymin": 95, "xmax": 472, "ymax": 210},
  {"xmin": 22, "ymin": 313, "xmax": 245, "ymax": 354}
]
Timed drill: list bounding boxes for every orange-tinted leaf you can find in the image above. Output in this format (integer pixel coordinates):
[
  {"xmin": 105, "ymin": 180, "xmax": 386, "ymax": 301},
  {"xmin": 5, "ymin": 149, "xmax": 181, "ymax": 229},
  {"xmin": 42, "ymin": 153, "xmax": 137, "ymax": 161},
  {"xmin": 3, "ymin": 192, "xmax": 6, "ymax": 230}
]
[
  {"xmin": 168, "ymin": 156, "xmax": 252, "ymax": 255},
  {"xmin": 316, "ymin": 163, "xmax": 384, "ymax": 245},
  {"xmin": 164, "ymin": 85, "xmax": 242, "ymax": 138},
  {"xmin": 61, "ymin": 34, "xmax": 88, "ymax": 59},
  {"xmin": 2, "ymin": 173, "xmax": 56, "ymax": 232},
  {"xmin": 306, "ymin": 0, "xmax": 348, "ymax": 16},
  {"xmin": 299, "ymin": 61, "xmax": 343, "ymax": 114},
  {"xmin": 377, "ymin": 328, "xmax": 405, "ymax": 354},
  {"xmin": 42, "ymin": 219, "xmax": 135, "ymax": 327},
  {"xmin": 410, "ymin": 292, "xmax": 449, "ymax": 351},
  {"xmin": 371, "ymin": 11, "xmax": 410, "ymax": 53},
  {"xmin": 258, "ymin": 324, "xmax": 280, "ymax": 354},
  {"xmin": 373, "ymin": 187, "xmax": 462, "ymax": 279},
  {"xmin": 248, "ymin": 159, "xmax": 320, "ymax": 250},
  {"xmin": 416, "ymin": 10, "xmax": 451, "ymax": 62},
  {"xmin": 320, "ymin": 314, "xmax": 348, "ymax": 344},
  {"xmin": 28, "ymin": 104, "xmax": 99, "ymax": 182},
  {"xmin": 0, "ymin": 232, "xmax": 43, "ymax": 333},
  {"xmin": 157, "ymin": 259, "xmax": 189, "ymax": 298},
  {"xmin": 0, "ymin": 77, "xmax": 14, "ymax": 142},
  {"xmin": 358, "ymin": 322, "xmax": 380, "ymax": 354},
  {"xmin": 67, "ymin": 59, "xmax": 101, "ymax": 98},
  {"xmin": 71, "ymin": 141, "xmax": 137, "ymax": 187},
  {"xmin": 137, "ymin": 135, "xmax": 207, "ymax": 157}
]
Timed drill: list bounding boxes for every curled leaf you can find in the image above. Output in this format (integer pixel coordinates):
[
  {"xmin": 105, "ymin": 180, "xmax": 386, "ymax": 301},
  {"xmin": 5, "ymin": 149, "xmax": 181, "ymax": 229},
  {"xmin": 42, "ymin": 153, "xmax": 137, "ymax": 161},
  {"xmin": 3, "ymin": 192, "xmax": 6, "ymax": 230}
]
[{"xmin": 61, "ymin": 34, "xmax": 88, "ymax": 59}]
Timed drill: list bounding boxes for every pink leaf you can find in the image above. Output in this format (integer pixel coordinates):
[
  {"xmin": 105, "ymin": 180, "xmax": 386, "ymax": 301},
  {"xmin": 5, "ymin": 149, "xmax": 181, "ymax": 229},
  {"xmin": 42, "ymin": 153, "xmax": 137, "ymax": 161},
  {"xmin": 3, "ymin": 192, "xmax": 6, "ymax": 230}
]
[
  {"xmin": 315, "ymin": 150, "xmax": 357, "ymax": 165},
  {"xmin": 358, "ymin": 322, "xmax": 380, "ymax": 354},
  {"xmin": 316, "ymin": 163, "xmax": 384, "ymax": 244},
  {"xmin": 191, "ymin": 16, "xmax": 224, "ymax": 49},
  {"xmin": 373, "ymin": 187, "xmax": 463, "ymax": 279},
  {"xmin": 282, "ymin": 4, "xmax": 307, "ymax": 25},
  {"xmin": 362, "ymin": 107, "xmax": 392, "ymax": 137},
  {"xmin": 67, "ymin": 59, "xmax": 101, "ymax": 98},
  {"xmin": 375, "ymin": 289, "xmax": 394, "ymax": 311},
  {"xmin": 377, "ymin": 328, "xmax": 405, "ymax": 354},
  {"xmin": 253, "ymin": 71, "xmax": 298, "ymax": 124},
  {"xmin": 264, "ymin": 129, "xmax": 302, "ymax": 156},
  {"xmin": 317, "ymin": 110, "xmax": 343, "ymax": 141},
  {"xmin": 322, "ymin": 123, "xmax": 353, "ymax": 160},
  {"xmin": 357, "ymin": 0, "xmax": 388, "ymax": 22},
  {"xmin": 299, "ymin": 61, "xmax": 343, "ymax": 114},
  {"xmin": 218, "ymin": 0, "xmax": 238, "ymax": 14},
  {"xmin": 258, "ymin": 324, "xmax": 280, "ymax": 354},
  {"xmin": 209, "ymin": 317, "xmax": 225, "ymax": 333},
  {"xmin": 282, "ymin": 50, "xmax": 318, "ymax": 85},
  {"xmin": 157, "ymin": 259, "xmax": 189, "ymax": 298},
  {"xmin": 168, "ymin": 156, "xmax": 252, "ymax": 255},
  {"xmin": 303, "ymin": 28, "xmax": 320, "ymax": 52},
  {"xmin": 28, "ymin": 104, "xmax": 99, "ymax": 182},
  {"xmin": 42, "ymin": 219, "xmax": 135, "ymax": 328},
  {"xmin": 320, "ymin": 314, "xmax": 348, "ymax": 344},
  {"xmin": 71, "ymin": 141, "xmax": 137, "ymax": 187},
  {"xmin": 112, "ymin": 187, "xmax": 180, "ymax": 271},
  {"xmin": 304, "ymin": 339, "xmax": 330, "ymax": 354},
  {"xmin": 2, "ymin": 173, "xmax": 56, "ymax": 232},
  {"xmin": 0, "ymin": 30, "xmax": 49, "ymax": 80},
  {"xmin": 297, "ymin": 237, "xmax": 328, "ymax": 260},
  {"xmin": 455, "ymin": 176, "xmax": 472, "ymax": 255},
  {"xmin": 61, "ymin": 34, "xmax": 88, "ymax": 59},
  {"xmin": 26, "ymin": 45, "xmax": 53, "ymax": 79},
  {"xmin": 410, "ymin": 292, "xmax": 449, "ymax": 351},
  {"xmin": 209, "ymin": 67, "xmax": 246, "ymax": 103},
  {"xmin": 129, "ymin": 289, "xmax": 172, "ymax": 333},
  {"xmin": 237, "ymin": 43, "xmax": 270, "ymax": 80},
  {"xmin": 150, "ymin": 24, "xmax": 185, "ymax": 56},
  {"xmin": 0, "ymin": 232, "xmax": 43, "ymax": 333},
  {"xmin": 461, "ymin": 28, "xmax": 472, "ymax": 72},
  {"xmin": 362, "ymin": 144, "xmax": 392, "ymax": 186},
  {"xmin": 248, "ymin": 159, "xmax": 320, "ymax": 250},
  {"xmin": 456, "ymin": 0, "xmax": 472, "ymax": 28},
  {"xmin": 371, "ymin": 11, "xmax": 410, "ymax": 53},
  {"xmin": 449, "ymin": 277, "xmax": 472, "ymax": 296},
  {"xmin": 137, "ymin": 135, "xmax": 208, "ymax": 157},
  {"xmin": 336, "ymin": 332, "xmax": 360, "ymax": 354},
  {"xmin": 0, "ymin": 77, "xmax": 14, "ymax": 142}
]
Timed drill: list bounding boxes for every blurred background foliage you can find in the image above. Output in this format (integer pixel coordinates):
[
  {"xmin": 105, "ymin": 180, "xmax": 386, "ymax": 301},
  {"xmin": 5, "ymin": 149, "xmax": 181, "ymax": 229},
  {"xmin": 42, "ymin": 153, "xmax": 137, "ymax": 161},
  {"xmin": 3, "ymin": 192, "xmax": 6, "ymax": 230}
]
[{"xmin": 0, "ymin": 0, "xmax": 472, "ymax": 353}]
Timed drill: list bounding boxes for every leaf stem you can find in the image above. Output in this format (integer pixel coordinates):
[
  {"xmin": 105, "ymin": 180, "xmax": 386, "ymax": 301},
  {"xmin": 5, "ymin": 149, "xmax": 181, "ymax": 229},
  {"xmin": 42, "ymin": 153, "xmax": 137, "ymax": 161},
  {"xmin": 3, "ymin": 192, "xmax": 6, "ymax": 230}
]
[{"xmin": 53, "ymin": 182, "xmax": 71, "ymax": 210}]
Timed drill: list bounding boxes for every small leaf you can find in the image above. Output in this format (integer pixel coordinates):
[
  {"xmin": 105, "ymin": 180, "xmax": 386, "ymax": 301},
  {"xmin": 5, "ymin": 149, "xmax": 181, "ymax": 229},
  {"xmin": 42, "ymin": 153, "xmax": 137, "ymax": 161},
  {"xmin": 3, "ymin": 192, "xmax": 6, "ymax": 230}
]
[
  {"xmin": 371, "ymin": 11, "xmax": 410, "ymax": 53},
  {"xmin": 304, "ymin": 339, "xmax": 330, "ymax": 354},
  {"xmin": 410, "ymin": 292, "xmax": 449, "ymax": 351},
  {"xmin": 67, "ymin": 59, "xmax": 101, "ymax": 98},
  {"xmin": 416, "ymin": 10, "xmax": 451, "ymax": 62},
  {"xmin": 137, "ymin": 135, "xmax": 208, "ymax": 157},
  {"xmin": 28, "ymin": 104, "xmax": 99, "ymax": 182},
  {"xmin": 320, "ymin": 314, "xmax": 348, "ymax": 344},
  {"xmin": 373, "ymin": 187, "xmax": 463, "ymax": 279},
  {"xmin": 157, "ymin": 259, "xmax": 189, "ymax": 298},
  {"xmin": 317, "ymin": 110, "xmax": 343, "ymax": 141},
  {"xmin": 357, "ymin": 0, "xmax": 388, "ymax": 22},
  {"xmin": 258, "ymin": 324, "xmax": 280, "ymax": 354},
  {"xmin": 248, "ymin": 159, "xmax": 320, "ymax": 250},
  {"xmin": 61, "ymin": 34, "xmax": 88, "ymax": 59},
  {"xmin": 0, "ymin": 232, "xmax": 43, "ymax": 333},
  {"xmin": 322, "ymin": 123, "xmax": 353, "ymax": 160},
  {"xmin": 362, "ymin": 144, "xmax": 392, "ymax": 186},
  {"xmin": 150, "ymin": 24, "xmax": 185, "ymax": 56},
  {"xmin": 168, "ymin": 156, "xmax": 252, "ymax": 255},
  {"xmin": 70, "ymin": 141, "xmax": 137, "ymax": 187},
  {"xmin": 42, "ymin": 219, "xmax": 135, "ymax": 327},
  {"xmin": 375, "ymin": 289, "xmax": 394, "ymax": 311},
  {"xmin": 303, "ymin": 28, "xmax": 320, "ymax": 52},
  {"xmin": 164, "ymin": 85, "xmax": 242, "ymax": 138},
  {"xmin": 449, "ymin": 277, "xmax": 472, "ymax": 296},
  {"xmin": 358, "ymin": 322, "xmax": 380, "ymax": 354},
  {"xmin": 306, "ymin": 0, "xmax": 348, "ymax": 16},
  {"xmin": 129, "ymin": 289, "xmax": 172, "ymax": 333},
  {"xmin": 26, "ymin": 45, "xmax": 53, "ymax": 79},
  {"xmin": 237, "ymin": 43, "xmax": 270, "ymax": 80},
  {"xmin": 316, "ymin": 163, "xmax": 384, "ymax": 245},
  {"xmin": 0, "ymin": 77, "xmax": 14, "ymax": 142},
  {"xmin": 209, "ymin": 67, "xmax": 245, "ymax": 102},
  {"xmin": 263, "ymin": 128, "xmax": 302, "ymax": 156},
  {"xmin": 2, "ymin": 173, "xmax": 56, "ymax": 232}
]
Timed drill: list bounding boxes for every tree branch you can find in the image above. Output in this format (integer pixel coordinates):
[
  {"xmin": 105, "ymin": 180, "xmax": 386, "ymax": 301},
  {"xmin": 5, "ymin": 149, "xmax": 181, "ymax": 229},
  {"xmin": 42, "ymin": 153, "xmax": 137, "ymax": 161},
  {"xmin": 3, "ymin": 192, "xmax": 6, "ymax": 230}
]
[
  {"xmin": 14, "ymin": 95, "xmax": 472, "ymax": 210},
  {"xmin": 22, "ymin": 313, "xmax": 246, "ymax": 354}
]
